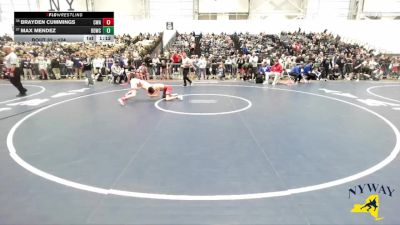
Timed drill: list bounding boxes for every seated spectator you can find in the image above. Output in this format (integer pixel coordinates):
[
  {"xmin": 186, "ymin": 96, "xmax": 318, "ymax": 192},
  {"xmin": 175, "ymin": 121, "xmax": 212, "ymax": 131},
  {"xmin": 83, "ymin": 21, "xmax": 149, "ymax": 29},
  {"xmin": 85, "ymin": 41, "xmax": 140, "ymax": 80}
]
[
  {"xmin": 258, "ymin": 62, "xmax": 271, "ymax": 85},
  {"xmin": 93, "ymin": 55, "xmax": 105, "ymax": 81},
  {"xmin": 138, "ymin": 62, "xmax": 149, "ymax": 80},
  {"xmin": 271, "ymin": 58, "xmax": 283, "ymax": 86},
  {"xmin": 216, "ymin": 62, "xmax": 226, "ymax": 80},
  {"xmin": 111, "ymin": 61, "xmax": 124, "ymax": 84}
]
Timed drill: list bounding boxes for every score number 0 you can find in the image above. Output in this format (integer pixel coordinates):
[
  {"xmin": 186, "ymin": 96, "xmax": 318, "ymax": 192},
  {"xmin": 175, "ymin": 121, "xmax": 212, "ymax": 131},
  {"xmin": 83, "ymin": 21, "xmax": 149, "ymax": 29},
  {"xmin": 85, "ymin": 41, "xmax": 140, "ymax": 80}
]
[{"xmin": 103, "ymin": 18, "xmax": 114, "ymax": 26}]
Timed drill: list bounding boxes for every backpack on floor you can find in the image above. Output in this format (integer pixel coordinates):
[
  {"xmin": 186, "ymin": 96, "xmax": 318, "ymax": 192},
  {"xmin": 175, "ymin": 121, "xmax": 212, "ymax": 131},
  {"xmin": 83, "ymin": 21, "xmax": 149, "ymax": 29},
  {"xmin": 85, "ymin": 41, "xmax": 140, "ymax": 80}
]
[{"xmin": 255, "ymin": 74, "xmax": 264, "ymax": 83}]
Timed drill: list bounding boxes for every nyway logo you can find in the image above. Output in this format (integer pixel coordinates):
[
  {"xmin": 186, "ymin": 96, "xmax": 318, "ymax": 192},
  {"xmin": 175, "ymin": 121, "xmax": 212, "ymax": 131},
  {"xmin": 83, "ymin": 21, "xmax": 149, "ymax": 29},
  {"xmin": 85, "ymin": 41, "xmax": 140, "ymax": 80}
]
[{"xmin": 348, "ymin": 183, "xmax": 395, "ymax": 221}]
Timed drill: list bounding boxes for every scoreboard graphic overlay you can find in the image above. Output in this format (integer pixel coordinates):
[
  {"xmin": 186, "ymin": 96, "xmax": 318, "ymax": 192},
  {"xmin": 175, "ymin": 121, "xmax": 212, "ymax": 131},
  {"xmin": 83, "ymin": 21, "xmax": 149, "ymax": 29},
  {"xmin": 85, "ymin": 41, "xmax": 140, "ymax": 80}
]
[{"xmin": 14, "ymin": 12, "xmax": 114, "ymax": 42}]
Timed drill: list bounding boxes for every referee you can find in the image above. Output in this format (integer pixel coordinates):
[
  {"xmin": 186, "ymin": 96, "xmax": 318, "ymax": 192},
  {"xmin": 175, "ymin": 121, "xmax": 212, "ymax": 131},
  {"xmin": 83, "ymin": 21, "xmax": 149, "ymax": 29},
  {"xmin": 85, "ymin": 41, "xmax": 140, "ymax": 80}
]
[
  {"xmin": 181, "ymin": 52, "xmax": 192, "ymax": 86},
  {"xmin": 3, "ymin": 46, "xmax": 27, "ymax": 97}
]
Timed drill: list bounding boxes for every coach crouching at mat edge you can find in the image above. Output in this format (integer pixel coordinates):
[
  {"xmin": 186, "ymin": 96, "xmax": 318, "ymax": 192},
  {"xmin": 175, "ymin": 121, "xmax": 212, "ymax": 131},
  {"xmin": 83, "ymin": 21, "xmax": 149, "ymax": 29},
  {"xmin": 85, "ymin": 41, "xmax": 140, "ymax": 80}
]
[{"xmin": 3, "ymin": 46, "xmax": 27, "ymax": 97}]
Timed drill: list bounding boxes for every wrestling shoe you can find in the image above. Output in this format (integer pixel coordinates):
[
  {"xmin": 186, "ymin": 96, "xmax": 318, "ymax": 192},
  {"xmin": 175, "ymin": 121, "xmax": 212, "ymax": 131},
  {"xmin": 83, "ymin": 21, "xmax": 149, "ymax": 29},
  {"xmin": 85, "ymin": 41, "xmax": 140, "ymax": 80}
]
[
  {"xmin": 16, "ymin": 93, "xmax": 27, "ymax": 97},
  {"xmin": 178, "ymin": 95, "xmax": 183, "ymax": 100}
]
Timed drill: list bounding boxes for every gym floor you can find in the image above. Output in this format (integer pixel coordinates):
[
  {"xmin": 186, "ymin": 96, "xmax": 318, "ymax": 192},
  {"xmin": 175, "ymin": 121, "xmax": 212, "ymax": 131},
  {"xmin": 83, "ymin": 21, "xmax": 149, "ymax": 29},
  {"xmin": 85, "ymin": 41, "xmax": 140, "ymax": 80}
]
[{"xmin": 0, "ymin": 79, "xmax": 399, "ymax": 225}]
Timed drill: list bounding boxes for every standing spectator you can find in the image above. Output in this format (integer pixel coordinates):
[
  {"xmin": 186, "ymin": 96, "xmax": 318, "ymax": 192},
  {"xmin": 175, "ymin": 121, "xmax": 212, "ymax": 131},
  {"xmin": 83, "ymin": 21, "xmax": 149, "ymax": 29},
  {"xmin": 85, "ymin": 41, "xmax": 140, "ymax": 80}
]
[
  {"xmin": 72, "ymin": 54, "xmax": 82, "ymax": 79},
  {"xmin": 192, "ymin": 55, "xmax": 200, "ymax": 80},
  {"xmin": 225, "ymin": 56, "xmax": 232, "ymax": 78},
  {"xmin": 231, "ymin": 55, "xmax": 238, "ymax": 80},
  {"xmin": 21, "ymin": 55, "xmax": 33, "ymax": 80},
  {"xmin": 237, "ymin": 55, "xmax": 245, "ymax": 80},
  {"xmin": 321, "ymin": 56, "xmax": 331, "ymax": 81},
  {"xmin": 159, "ymin": 54, "xmax": 168, "ymax": 80},
  {"xmin": 170, "ymin": 51, "xmax": 181, "ymax": 74},
  {"xmin": 144, "ymin": 54, "xmax": 152, "ymax": 77},
  {"xmin": 206, "ymin": 57, "xmax": 212, "ymax": 79},
  {"xmin": 3, "ymin": 46, "xmax": 27, "ymax": 97},
  {"xmin": 46, "ymin": 56, "xmax": 53, "ymax": 79},
  {"xmin": 38, "ymin": 56, "xmax": 48, "ymax": 80},
  {"xmin": 242, "ymin": 56, "xmax": 251, "ymax": 81},
  {"xmin": 390, "ymin": 58, "xmax": 399, "ymax": 79},
  {"xmin": 31, "ymin": 56, "xmax": 40, "ymax": 79},
  {"xmin": 210, "ymin": 55, "xmax": 218, "ymax": 79},
  {"xmin": 336, "ymin": 53, "xmax": 346, "ymax": 79},
  {"xmin": 59, "ymin": 56, "xmax": 67, "ymax": 77},
  {"xmin": 106, "ymin": 54, "xmax": 114, "ymax": 75},
  {"xmin": 351, "ymin": 55, "xmax": 363, "ymax": 81},
  {"xmin": 51, "ymin": 56, "xmax": 61, "ymax": 80},
  {"xmin": 65, "ymin": 57, "xmax": 74, "ymax": 79},
  {"xmin": 249, "ymin": 52, "xmax": 259, "ymax": 80},
  {"xmin": 82, "ymin": 58, "xmax": 93, "ymax": 85},
  {"xmin": 344, "ymin": 54, "xmax": 353, "ymax": 80},
  {"xmin": 152, "ymin": 55, "xmax": 160, "ymax": 79},
  {"xmin": 198, "ymin": 55, "xmax": 207, "ymax": 80}
]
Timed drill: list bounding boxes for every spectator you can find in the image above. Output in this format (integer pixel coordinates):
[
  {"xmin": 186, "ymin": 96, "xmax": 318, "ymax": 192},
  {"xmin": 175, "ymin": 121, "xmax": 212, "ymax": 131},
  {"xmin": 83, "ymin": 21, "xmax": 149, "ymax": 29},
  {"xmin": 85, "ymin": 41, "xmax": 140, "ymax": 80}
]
[
  {"xmin": 259, "ymin": 61, "xmax": 271, "ymax": 85},
  {"xmin": 82, "ymin": 58, "xmax": 93, "ymax": 85},
  {"xmin": 138, "ymin": 62, "xmax": 149, "ymax": 80},
  {"xmin": 289, "ymin": 64, "xmax": 303, "ymax": 83},
  {"xmin": 216, "ymin": 62, "xmax": 226, "ymax": 80},
  {"xmin": 93, "ymin": 55, "xmax": 105, "ymax": 81},
  {"xmin": 198, "ymin": 55, "xmax": 207, "ymax": 80},
  {"xmin": 111, "ymin": 61, "xmax": 124, "ymax": 84},
  {"xmin": 271, "ymin": 58, "xmax": 283, "ymax": 86},
  {"xmin": 159, "ymin": 54, "xmax": 168, "ymax": 80},
  {"xmin": 50, "ymin": 56, "xmax": 61, "ymax": 80},
  {"xmin": 65, "ymin": 57, "xmax": 74, "ymax": 79},
  {"xmin": 249, "ymin": 52, "xmax": 259, "ymax": 80},
  {"xmin": 21, "ymin": 55, "xmax": 33, "ymax": 80},
  {"xmin": 72, "ymin": 54, "xmax": 82, "ymax": 79},
  {"xmin": 38, "ymin": 56, "xmax": 48, "ymax": 80}
]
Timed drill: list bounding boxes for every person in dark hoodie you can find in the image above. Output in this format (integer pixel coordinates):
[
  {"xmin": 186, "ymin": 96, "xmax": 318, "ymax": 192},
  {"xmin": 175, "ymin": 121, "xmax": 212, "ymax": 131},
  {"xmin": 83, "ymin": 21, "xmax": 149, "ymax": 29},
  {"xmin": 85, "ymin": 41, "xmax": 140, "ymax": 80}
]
[{"xmin": 82, "ymin": 58, "xmax": 94, "ymax": 86}]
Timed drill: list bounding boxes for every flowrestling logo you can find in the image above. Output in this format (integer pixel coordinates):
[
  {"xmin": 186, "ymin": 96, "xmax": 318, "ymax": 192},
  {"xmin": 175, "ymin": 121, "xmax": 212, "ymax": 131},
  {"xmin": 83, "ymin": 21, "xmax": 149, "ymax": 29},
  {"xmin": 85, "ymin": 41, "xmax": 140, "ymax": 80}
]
[{"xmin": 349, "ymin": 183, "xmax": 395, "ymax": 221}]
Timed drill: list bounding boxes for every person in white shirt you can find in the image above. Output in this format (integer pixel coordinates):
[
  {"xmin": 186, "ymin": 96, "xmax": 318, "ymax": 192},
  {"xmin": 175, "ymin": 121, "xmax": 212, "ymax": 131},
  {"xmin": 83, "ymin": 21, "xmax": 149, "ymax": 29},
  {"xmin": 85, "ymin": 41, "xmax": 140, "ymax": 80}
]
[
  {"xmin": 249, "ymin": 52, "xmax": 259, "ymax": 80},
  {"xmin": 65, "ymin": 57, "xmax": 74, "ymax": 78},
  {"xmin": 181, "ymin": 52, "xmax": 193, "ymax": 86},
  {"xmin": 225, "ymin": 56, "xmax": 232, "ymax": 77},
  {"xmin": 93, "ymin": 56, "xmax": 105, "ymax": 79},
  {"xmin": 111, "ymin": 61, "xmax": 124, "ymax": 84},
  {"xmin": 198, "ymin": 55, "xmax": 207, "ymax": 80},
  {"xmin": 38, "ymin": 56, "xmax": 49, "ymax": 80},
  {"xmin": 152, "ymin": 56, "xmax": 160, "ymax": 78},
  {"xmin": 3, "ymin": 46, "xmax": 27, "ymax": 97},
  {"xmin": 231, "ymin": 55, "xmax": 238, "ymax": 79}
]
